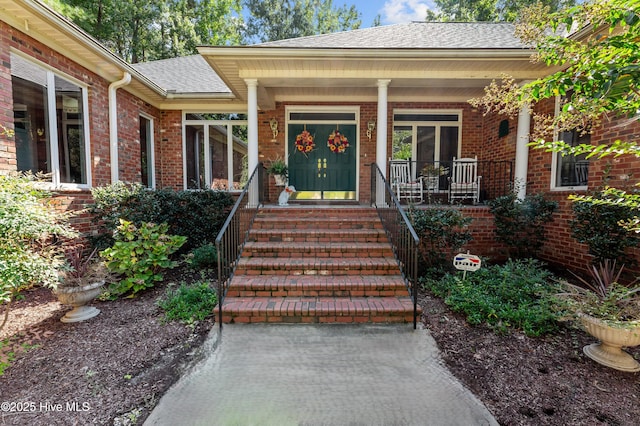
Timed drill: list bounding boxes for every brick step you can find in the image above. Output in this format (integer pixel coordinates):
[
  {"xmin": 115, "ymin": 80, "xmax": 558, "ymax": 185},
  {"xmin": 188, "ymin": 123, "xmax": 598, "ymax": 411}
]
[
  {"xmin": 235, "ymin": 257, "xmax": 401, "ymax": 276},
  {"xmin": 252, "ymin": 216, "xmax": 383, "ymax": 230},
  {"xmin": 215, "ymin": 296, "xmax": 420, "ymax": 324},
  {"xmin": 225, "ymin": 275, "xmax": 408, "ymax": 297},
  {"xmin": 241, "ymin": 242, "xmax": 394, "ymax": 258},
  {"xmin": 248, "ymin": 228, "xmax": 389, "ymax": 243},
  {"xmin": 258, "ymin": 208, "xmax": 379, "ymax": 219}
]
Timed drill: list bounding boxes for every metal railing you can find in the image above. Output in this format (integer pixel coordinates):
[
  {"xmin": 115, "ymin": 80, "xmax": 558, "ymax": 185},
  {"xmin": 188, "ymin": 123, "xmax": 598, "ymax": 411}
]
[
  {"xmin": 389, "ymin": 159, "xmax": 513, "ymax": 204},
  {"xmin": 371, "ymin": 163, "xmax": 420, "ymax": 329},
  {"xmin": 215, "ymin": 164, "xmax": 265, "ymax": 329}
]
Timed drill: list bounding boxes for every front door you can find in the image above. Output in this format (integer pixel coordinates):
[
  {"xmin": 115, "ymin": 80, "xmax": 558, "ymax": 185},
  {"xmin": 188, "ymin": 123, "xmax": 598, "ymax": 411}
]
[{"xmin": 287, "ymin": 123, "xmax": 357, "ymax": 200}]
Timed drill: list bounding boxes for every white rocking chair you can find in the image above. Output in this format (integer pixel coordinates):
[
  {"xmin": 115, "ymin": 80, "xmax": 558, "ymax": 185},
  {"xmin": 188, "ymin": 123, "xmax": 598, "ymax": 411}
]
[
  {"xmin": 390, "ymin": 160, "xmax": 423, "ymax": 204},
  {"xmin": 448, "ymin": 156, "xmax": 482, "ymax": 204}
]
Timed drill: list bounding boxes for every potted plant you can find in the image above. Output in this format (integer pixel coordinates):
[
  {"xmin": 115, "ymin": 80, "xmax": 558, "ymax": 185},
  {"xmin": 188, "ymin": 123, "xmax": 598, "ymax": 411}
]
[
  {"xmin": 267, "ymin": 157, "xmax": 288, "ymax": 186},
  {"xmin": 420, "ymin": 163, "xmax": 448, "ymax": 191},
  {"xmin": 557, "ymin": 260, "xmax": 640, "ymax": 372},
  {"xmin": 55, "ymin": 243, "xmax": 111, "ymax": 323}
]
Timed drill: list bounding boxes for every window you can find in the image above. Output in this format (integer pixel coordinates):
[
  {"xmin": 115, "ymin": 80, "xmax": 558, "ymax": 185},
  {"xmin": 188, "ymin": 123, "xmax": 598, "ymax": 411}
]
[
  {"xmin": 11, "ymin": 53, "xmax": 91, "ymax": 187},
  {"xmin": 392, "ymin": 110, "xmax": 461, "ymax": 179},
  {"xmin": 183, "ymin": 115, "xmax": 247, "ymax": 190},
  {"xmin": 140, "ymin": 115, "xmax": 155, "ymax": 188},
  {"xmin": 551, "ymin": 95, "xmax": 590, "ymax": 189}
]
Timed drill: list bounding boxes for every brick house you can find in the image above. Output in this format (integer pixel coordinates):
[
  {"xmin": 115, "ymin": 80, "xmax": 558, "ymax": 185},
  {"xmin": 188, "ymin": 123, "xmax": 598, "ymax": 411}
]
[{"xmin": 1, "ymin": 0, "xmax": 638, "ymax": 270}]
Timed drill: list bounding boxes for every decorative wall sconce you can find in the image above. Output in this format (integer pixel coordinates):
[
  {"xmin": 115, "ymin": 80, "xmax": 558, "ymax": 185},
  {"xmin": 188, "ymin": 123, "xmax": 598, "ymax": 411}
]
[
  {"xmin": 366, "ymin": 120, "xmax": 376, "ymax": 140},
  {"xmin": 37, "ymin": 128, "xmax": 44, "ymax": 136},
  {"xmin": 269, "ymin": 118, "xmax": 278, "ymax": 139}
]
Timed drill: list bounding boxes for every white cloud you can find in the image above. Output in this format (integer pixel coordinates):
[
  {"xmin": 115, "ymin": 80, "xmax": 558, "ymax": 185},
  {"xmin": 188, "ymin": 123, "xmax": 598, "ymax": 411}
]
[{"xmin": 381, "ymin": 0, "xmax": 436, "ymax": 24}]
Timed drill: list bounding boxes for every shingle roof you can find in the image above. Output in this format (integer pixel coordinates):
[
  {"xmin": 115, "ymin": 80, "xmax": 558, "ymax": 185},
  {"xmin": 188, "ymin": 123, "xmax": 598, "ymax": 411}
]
[
  {"xmin": 259, "ymin": 22, "xmax": 526, "ymax": 49},
  {"xmin": 131, "ymin": 55, "xmax": 230, "ymax": 93}
]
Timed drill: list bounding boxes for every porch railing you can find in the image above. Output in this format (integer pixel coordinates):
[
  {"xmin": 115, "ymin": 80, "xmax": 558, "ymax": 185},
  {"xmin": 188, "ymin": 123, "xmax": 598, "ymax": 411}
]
[
  {"xmin": 370, "ymin": 163, "xmax": 420, "ymax": 329},
  {"xmin": 390, "ymin": 159, "xmax": 513, "ymax": 204},
  {"xmin": 215, "ymin": 164, "xmax": 265, "ymax": 329}
]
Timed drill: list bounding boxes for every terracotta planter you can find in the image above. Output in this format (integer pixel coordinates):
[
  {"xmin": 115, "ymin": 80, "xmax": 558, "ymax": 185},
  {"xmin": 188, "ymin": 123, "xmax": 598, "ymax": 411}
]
[
  {"xmin": 55, "ymin": 281, "xmax": 104, "ymax": 323},
  {"xmin": 273, "ymin": 174, "xmax": 287, "ymax": 186},
  {"xmin": 578, "ymin": 313, "xmax": 640, "ymax": 372}
]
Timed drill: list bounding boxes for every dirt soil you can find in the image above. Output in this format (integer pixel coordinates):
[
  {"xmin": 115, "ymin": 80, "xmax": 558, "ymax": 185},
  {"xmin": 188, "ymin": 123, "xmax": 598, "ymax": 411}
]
[{"xmin": 1, "ymin": 267, "xmax": 640, "ymax": 425}]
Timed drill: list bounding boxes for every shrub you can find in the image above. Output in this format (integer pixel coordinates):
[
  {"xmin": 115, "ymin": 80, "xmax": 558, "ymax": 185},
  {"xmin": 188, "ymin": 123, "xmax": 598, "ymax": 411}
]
[
  {"xmin": 90, "ymin": 183, "xmax": 233, "ymax": 251},
  {"xmin": 100, "ymin": 220, "xmax": 187, "ymax": 298},
  {"xmin": 570, "ymin": 193, "xmax": 640, "ymax": 265},
  {"xmin": 408, "ymin": 207, "xmax": 472, "ymax": 273},
  {"xmin": 185, "ymin": 243, "xmax": 218, "ymax": 269},
  {"xmin": 488, "ymin": 192, "xmax": 557, "ymax": 259},
  {"xmin": 158, "ymin": 280, "xmax": 218, "ymax": 325},
  {"xmin": 0, "ymin": 173, "xmax": 77, "ymax": 330},
  {"xmin": 422, "ymin": 259, "xmax": 561, "ymax": 337}
]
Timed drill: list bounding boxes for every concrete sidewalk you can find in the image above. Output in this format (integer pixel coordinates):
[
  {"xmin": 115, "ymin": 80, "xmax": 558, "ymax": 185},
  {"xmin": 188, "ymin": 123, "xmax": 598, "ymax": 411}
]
[{"xmin": 144, "ymin": 324, "xmax": 497, "ymax": 426}]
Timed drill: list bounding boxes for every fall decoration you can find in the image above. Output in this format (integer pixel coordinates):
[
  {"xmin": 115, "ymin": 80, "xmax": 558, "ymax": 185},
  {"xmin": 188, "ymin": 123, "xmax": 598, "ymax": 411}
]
[{"xmin": 328, "ymin": 130, "xmax": 349, "ymax": 153}]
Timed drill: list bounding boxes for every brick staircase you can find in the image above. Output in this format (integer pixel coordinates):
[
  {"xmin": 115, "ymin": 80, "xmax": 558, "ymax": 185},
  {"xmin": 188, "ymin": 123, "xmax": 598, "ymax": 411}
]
[{"xmin": 216, "ymin": 206, "xmax": 419, "ymax": 324}]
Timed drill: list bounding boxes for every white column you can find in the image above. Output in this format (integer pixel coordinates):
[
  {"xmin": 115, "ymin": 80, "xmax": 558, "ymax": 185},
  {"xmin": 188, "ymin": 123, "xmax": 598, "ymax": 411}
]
[
  {"xmin": 375, "ymin": 80, "xmax": 391, "ymax": 206},
  {"xmin": 245, "ymin": 79, "xmax": 259, "ymax": 206},
  {"xmin": 514, "ymin": 103, "xmax": 531, "ymax": 200}
]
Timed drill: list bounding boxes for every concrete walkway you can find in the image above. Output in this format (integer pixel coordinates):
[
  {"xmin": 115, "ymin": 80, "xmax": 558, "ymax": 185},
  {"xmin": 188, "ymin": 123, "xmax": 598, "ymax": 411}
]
[{"xmin": 145, "ymin": 324, "xmax": 498, "ymax": 426}]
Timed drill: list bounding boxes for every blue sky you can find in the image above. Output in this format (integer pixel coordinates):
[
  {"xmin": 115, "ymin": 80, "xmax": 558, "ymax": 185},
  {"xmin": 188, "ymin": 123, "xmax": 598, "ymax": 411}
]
[{"xmin": 350, "ymin": 0, "xmax": 438, "ymax": 27}]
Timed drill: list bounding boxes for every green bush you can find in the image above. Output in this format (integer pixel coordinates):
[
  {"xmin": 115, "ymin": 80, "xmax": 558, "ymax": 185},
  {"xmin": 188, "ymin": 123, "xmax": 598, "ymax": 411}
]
[
  {"xmin": 0, "ymin": 174, "xmax": 77, "ymax": 329},
  {"xmin": 488, "ymin": 192, "xmax": 557, "ymax": 259},
  {"xmin": 100, "ymin": 220, "xmax": 187, "ymax": 298},
  {"xmin": 158, "ymin": 280, "xmax": 218, "ymax": 324},
  {"xmin": 185, "ymin": 243, "xmax": 218, "ymax": 269},
  {"xmin": 421, "ymin": 259, "xmax": 561, "ymax": 337},
  {"xmin": 408, "ymin": 207, "xmax": 472, "ymax": 273},
  {"xmin": 90, "ymin": 183, "xmax": 233, "ymax": 251},
  {"xmin": 570, "ymin": 194, "xmax": 640, "ymax": 265}
]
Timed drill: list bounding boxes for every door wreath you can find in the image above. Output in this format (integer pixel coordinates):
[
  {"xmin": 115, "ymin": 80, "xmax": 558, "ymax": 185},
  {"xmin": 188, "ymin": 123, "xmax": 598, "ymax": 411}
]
[
  {"xmin": 295, "ymin": 129, "xmax": 315, "ymax": 157},
  {"xmin": 328, "ymin": 130, "xmax": 349, "ymax": 153}
]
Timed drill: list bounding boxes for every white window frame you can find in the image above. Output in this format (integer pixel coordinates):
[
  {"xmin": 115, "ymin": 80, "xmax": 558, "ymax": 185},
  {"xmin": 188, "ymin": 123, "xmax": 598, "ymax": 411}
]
[
  {"xmin": 10, "ymin": 51, "xmax": 92, "ymax": 189},
  {"xmin": 550, "ymin": 96, "xmax": 588, "ymax": 191},
  {"xmin": 182, "ymin": 114, "xmax": 248, "ymax": 191},
  {"xmin": 139, "ymin": 114, "xmax": 156, "ymax": 189}
]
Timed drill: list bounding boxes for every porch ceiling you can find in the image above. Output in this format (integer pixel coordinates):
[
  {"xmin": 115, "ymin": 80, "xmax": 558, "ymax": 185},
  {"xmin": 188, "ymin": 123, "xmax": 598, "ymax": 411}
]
[{"xmin": 199, "ymin": 47, "xmax": 560, "ymax": 109}]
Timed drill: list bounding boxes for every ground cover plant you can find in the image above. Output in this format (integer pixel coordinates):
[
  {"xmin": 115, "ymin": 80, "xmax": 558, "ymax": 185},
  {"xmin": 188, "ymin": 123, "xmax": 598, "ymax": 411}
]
[
  {"xmin": 422, "ymin": 259, "xmax": 562, "ymax": 337},
  {"xmin": 158, "ymin": 278, "xmax": 218, "ymax": 325}
]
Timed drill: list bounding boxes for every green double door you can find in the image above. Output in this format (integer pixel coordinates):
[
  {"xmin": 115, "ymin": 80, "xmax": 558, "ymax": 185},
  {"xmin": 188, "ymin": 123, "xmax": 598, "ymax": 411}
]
[{"xmin": 288, "ymin": 124, "xmax": 357, "ymax": 200}]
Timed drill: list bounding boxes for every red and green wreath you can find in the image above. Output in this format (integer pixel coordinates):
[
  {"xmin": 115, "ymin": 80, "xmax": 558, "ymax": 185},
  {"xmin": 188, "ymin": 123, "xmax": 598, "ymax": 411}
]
[
  {"xmin": 295, "ymin": 130, "xmax": 315, "ymax": 154},
  {"xmin": 328, "ymin": 130, "xmax": 349, "ymax": 153}
]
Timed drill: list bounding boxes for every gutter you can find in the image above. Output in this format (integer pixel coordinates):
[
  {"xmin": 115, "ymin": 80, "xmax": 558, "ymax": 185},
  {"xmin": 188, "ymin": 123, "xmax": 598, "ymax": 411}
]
[{"xmin": 109, "ymin": 72, "xmax": 132, "ymax": 184}]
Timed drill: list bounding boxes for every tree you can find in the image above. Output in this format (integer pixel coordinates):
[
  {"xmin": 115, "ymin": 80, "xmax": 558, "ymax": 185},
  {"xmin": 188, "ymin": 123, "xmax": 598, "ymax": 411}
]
[
  {"xmin": 469, "ymin": 0, "xmax": 640, "ymax": 233},
  {"xmin": 426, "ymin": 0, "xmax": 576, "ymax": 22},
  {"xmin": 47, "ymin": 0, "xmax": 243, "ymax": 62},
  {"xmin": 243, "ymin": 0, "xmax": 361, "ymax": 43}
]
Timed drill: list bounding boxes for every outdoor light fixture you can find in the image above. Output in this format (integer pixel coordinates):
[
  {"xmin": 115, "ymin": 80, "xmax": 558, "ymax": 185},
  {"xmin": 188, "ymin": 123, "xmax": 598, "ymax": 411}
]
[
  {"xmin": 269, "ymin": 118, "xmax": 278, "ymax": 139},
  {"xmin": 366, "ymin": 120, "xmax": 376, "ymax": 140}
]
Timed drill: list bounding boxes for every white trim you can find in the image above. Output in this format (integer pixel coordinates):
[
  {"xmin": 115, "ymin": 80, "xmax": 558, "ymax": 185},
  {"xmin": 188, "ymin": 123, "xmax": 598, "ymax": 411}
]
[
  {"xmin": 549, "ymin": 96, "xmax": 588, "ymax": 192},
  {"xmin": 285, "ymin": 105, "xmax": 361, "ymax": 200},
  {"xmin": 10, "ymin": 52, "xmax": 92, "ymax": 189},
  {"xmin": 139, "ymin": 114, "xmax": 156, "ymax": 189}
]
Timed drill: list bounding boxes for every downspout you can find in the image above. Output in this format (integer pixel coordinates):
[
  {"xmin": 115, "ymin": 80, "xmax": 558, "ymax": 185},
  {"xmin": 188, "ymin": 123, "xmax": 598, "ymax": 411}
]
[{"xmin": 109, "ymin": 72, "xmax": 132, "ymax": 184}]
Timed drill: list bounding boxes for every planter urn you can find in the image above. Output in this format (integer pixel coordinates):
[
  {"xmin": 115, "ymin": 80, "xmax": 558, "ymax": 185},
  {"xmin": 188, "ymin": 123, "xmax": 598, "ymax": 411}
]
[
  {"xmin": 55, "ymin": 281, "xmax": 104, "ymax": 323},
  {"xmin": 579, "ymin": 313, "xmax": 640, "ymax": 372},
  {"xmin": 273, "ymin": 174, "xmax": 287, "ymax": 186}
]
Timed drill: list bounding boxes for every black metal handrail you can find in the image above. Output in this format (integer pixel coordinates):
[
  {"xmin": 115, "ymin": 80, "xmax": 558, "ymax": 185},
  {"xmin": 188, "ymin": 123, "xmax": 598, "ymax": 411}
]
[
  {"xmin": 215, "ymin": 164, "xmax": 264, "ymax": 329},
  {"xmin": 370, "ymin": 163, "xmax": 420, "ymax": 329}
]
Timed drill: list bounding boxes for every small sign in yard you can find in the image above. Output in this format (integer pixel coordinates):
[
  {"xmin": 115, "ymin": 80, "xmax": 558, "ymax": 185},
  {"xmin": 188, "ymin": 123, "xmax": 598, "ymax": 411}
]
[{"xmin": 453, "ymin": 252, "xmax": 481, "ymax": 280}]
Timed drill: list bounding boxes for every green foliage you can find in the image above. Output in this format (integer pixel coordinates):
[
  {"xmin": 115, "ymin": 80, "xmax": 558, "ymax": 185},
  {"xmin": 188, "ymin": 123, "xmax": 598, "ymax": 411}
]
[
  {"xmin": 47, "ymin": 0, "xmax": 243, "ymax": 62},
  {"xmin": 408, "ymin": 207, "xmax": 472, "ymax": 273},
  {"xmin": 0, "ymin": 339, "xmax": 38, "ymax": 376},
  {"xmin": 158, "ymin": 280, "xmax": 218, "ymax": 325},
  {"xmin": 185, "ymin": 244, "xmax": 218, "ymax": 269},
  {"xmin": 488, "ymin": 192, "xmax": 558, "ymax": 259},
  {"xmin": 244, "ymin": 0, "xmax": 361, "ymax": 43},
  {"xmin": 422, "ymin": 259, "xmax": 561, "ymax": 336},
  {"xmin": 100, "ymin": 220, "xmax": 187, "ymax": 298},
  {"xmin": 426, "ymin": 0, "xmax": 575, "ymax": 22},
  {"xmin": 0, "ymin": 174, "xmax": 77, "ymax": 330},
  {"xmin": 569, "ymin": 193, "xmax": 640, "ymax": 264},
  {"xmin": 90, "ymin": 183, "xmax": 233, "ymax": 251}
]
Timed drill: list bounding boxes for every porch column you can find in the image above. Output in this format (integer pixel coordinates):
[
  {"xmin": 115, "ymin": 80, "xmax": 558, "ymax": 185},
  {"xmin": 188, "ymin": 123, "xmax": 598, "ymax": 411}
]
[
  {"xmin": 246, "ymin": 79, "xmax": 259, "ymax": 207},
  {"xmin": 376, "ymin": 79, "xmax": 391, "ymax": 205},
  {"xmin": 514, "ymin": 103, "xmax": 531, "ymax": 200}
]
